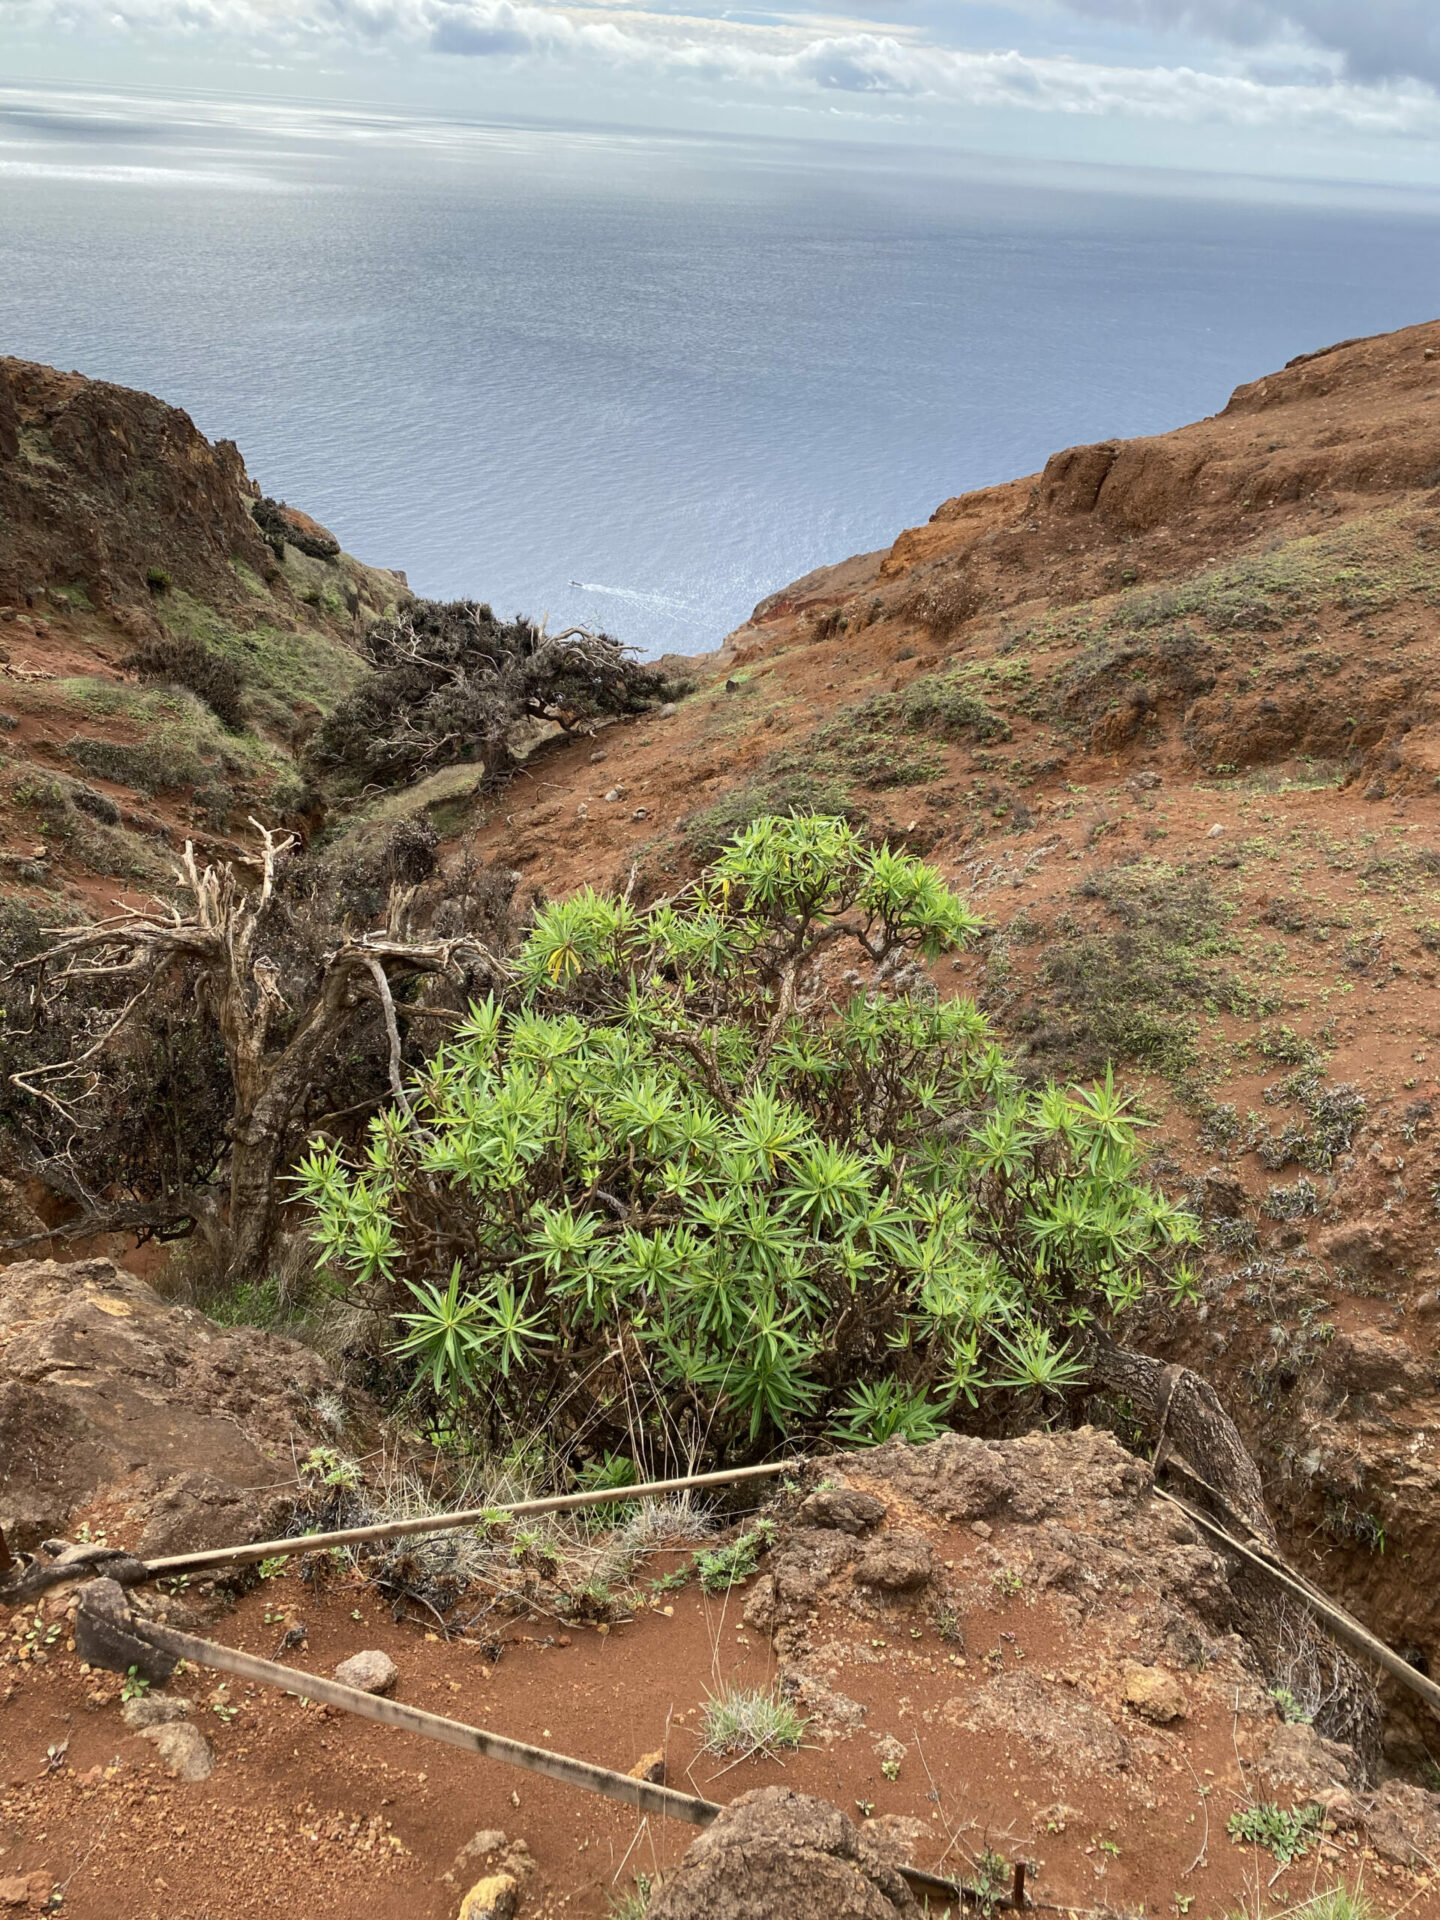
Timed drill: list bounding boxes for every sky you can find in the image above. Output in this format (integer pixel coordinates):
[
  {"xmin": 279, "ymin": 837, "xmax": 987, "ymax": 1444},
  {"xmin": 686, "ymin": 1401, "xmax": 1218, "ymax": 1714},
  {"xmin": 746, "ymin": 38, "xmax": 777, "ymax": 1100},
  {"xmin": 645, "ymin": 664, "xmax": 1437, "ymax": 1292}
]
[{"xmin": 7, "ymin": 0, "xmax": 1440, "ymax": 184}]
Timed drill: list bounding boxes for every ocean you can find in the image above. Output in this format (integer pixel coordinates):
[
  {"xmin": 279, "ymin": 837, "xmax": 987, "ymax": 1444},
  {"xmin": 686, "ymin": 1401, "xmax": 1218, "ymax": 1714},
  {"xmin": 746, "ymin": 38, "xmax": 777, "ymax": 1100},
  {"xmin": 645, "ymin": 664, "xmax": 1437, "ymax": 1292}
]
[{"xmin": 4, "ymin": 84, "xmax": 1440, "ymax": 657}]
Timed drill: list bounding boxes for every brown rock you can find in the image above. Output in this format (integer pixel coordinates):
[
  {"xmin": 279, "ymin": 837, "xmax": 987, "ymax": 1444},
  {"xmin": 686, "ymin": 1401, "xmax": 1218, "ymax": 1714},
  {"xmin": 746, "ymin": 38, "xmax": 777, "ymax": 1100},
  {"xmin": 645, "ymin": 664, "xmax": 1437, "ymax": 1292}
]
[
  {"xmin": 798, "ymin": 1487, "xmax": 887, "ymax": 1535},
  {"xmin": 0, "ymin": 1873, "xmax": 52, "ymax": 1913},
  {"xmin": 1122, "ymin": 1662, "xmax": 1188, "ymax": 1724},
  {"xmin": 1360, "ymin": 1782, "xmax": 1440, "ymax": 1867},
  {"xmin": 648, "ymin": 1787, "xmax": 918, "ymax": 1919},
  {"xmin": 139, "ymin": 1720, "xmax": 214, "ymax": 1782},
  {"xmin": 457, "ymin": 1873, "xmax": 520, "ymax": 1920},
  {"xmin": 1325, "ymin": 1324, "xmax": 1425, "ymax": 1395},
  {"xmin": 121, "ymin": 1692, "xmax": 194, "ymax": 1731},
  {"xmin": 861, "ymin": 1815, "xmax": 930, "ymax": 1870},
  {"xmin": 854, "ymin": 1531, "xmax": 933, "ymax": 1593},
  {"xmin": 334, "ymin": 1649, "xmax": 398, "ymax": 1695},
  {"xmin": 836, "ymin": 1433, "xmax": 1016, "ymax": 1523},
  {"xmin": 740, "ymin": 1574, "xmax": 776, "ymax": 1633},
  {"xmin": 1260, "ymin": 1721, "xmax": 1356, "ymax": 1793},
  {"xmin": 0, "ymin": 1256, "xmax": 351, "ymax": 1554}
]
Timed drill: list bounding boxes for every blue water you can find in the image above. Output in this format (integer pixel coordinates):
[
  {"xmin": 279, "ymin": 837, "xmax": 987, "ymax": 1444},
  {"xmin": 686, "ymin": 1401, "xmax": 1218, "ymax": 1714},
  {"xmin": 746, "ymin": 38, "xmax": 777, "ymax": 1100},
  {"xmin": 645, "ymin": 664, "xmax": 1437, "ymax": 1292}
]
[{"xmin": 4, "ymin": 85, "xmax": 1440, "ymax": 656}]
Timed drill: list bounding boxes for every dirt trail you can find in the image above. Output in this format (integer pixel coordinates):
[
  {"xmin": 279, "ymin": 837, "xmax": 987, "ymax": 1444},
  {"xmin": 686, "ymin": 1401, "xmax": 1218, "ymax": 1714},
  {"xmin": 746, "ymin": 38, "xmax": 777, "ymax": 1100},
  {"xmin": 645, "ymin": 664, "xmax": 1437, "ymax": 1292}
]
[{"xmin": 7, "ymin": 1436, "xmax": 1436, "ymax": 1920}]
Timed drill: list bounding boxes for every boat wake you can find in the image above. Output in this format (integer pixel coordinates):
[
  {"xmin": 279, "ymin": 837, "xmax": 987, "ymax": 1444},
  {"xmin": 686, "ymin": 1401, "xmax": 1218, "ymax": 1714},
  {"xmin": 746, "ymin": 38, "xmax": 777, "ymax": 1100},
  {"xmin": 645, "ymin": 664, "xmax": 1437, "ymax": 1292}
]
[{"xmin": 568, "ymin": 580, "xmax": 696, "ymax": 613}]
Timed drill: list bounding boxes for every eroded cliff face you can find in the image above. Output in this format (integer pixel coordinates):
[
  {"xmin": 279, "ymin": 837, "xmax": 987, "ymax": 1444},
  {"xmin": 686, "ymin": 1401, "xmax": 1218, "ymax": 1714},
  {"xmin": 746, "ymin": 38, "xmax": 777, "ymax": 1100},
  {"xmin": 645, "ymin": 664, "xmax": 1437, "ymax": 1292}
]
[{"xmin": 0, "ymin": 357, "xmax": 275, "ymax": 620}]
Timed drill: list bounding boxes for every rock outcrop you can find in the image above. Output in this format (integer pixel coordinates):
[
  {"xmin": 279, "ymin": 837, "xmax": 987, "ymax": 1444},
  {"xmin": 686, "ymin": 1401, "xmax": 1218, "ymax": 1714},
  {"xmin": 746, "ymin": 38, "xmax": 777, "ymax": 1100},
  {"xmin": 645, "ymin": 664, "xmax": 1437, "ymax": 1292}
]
[
  {"xmin": 0, "ymin": 1256, "xmax": 354, "ymax": 1554},
  {"xmin": 649, "ymin": 1788, "xmax": 919, "ymax": 1920}
]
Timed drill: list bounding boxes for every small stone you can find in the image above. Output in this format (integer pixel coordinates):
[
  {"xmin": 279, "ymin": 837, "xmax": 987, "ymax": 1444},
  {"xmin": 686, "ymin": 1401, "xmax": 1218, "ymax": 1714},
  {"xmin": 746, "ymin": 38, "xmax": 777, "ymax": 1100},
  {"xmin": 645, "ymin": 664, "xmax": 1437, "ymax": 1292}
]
[
  {"xmin": 589, "ymin": 748, "xmax": 608, "ymax": 763},
  {"xmin": 632, "ymin": 807, "xmax": 648, "ymax": 821},
  {"xmin": 122, "ymin": 1692, "xmax": 194, "ymax": 1731},
  {"xmin": 1206, "ymin": 823, "xmax": 1225, "ymax": 838},
  {"xmin": 1319, "ymin": 1788, "xmax": 1359, "ymax": 1829},
  {"xmin": 659, "ymin": 703, "xmax": 678, "ymax": 718},
  {"xmin": 457, "ymin": 1872, "xmax": 520, "ymax": 1920},
  {"xmin": 0, "ymin": 1872, "xmax": 52, "ymax": 1912},
  {"xmin": 1122, "ymin": 1661, "xmax": 1188, "ymax": 1724},
  {"xmin": 799, "ymin": 1487, "xmax": 886, "ymax": 1536},
  {"xmin": 724, "ymin": 677, "xmax": 740, "ymax": 692},
  {"xmin": 334, "ymin": 1649, "xmax": 399, "ymax": 1695},
  {"xmin": 603, "ymin": 787, "xmax": 622, "ymax": 803},
  {"xmin": 139, "ymin": 1720, "xmax": 214, "ymax": 1781},
  {"xmin": 449, "ymin": 1830, "xmax": 509, "ymax": 1880}
]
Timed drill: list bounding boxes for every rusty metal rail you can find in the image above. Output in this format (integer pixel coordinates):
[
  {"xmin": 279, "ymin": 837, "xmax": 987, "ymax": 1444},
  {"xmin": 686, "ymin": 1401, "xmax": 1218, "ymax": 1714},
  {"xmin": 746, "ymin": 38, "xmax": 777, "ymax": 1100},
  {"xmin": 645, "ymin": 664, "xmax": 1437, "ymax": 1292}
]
[
  {"xmin": 70, "ymin": 1584, "xmax": 1025, "ymax": 1910},
  {"xmin": 0, "ymin": 1459, "xmax": 797, "ymax": 1606}
]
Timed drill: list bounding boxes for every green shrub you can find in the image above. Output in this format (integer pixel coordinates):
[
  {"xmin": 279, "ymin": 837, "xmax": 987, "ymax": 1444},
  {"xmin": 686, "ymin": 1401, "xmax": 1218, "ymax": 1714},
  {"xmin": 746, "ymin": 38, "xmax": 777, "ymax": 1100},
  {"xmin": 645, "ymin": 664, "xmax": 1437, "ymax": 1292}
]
[
  {"xmin": 145, "ymin": 566, "xmax": 172, "ymax": 594},
  {"xmin": 127, "ymin": 630, "xmax": 247, "ymax": 730},
  {"xmin": 694, "ymin": 1524, "xmax": 773, "ymax": 1593},
  {"xmin": 827, "ymin": 1377, "xmax": 950, "ymax": 1446},
  {"xmin": 313, "ymin": 599, "xmax": 667, "ymax": 788},
  {"xmin": 252, "ymin": 496, "xmax": 340, "ymax": 563},
  {"xmin": 301, "ymin": 815, "xmax": 1201, "ymax": 1450},
  {"xmin": 1225, "ymin": 1801, "xmax": 1322, "ymax": 1864}
]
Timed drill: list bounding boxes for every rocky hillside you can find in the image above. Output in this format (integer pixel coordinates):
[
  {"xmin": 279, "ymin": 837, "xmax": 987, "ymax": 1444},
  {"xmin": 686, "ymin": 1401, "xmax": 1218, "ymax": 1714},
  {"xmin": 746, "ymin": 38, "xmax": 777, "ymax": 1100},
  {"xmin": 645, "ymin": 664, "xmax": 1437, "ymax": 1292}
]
[
  {"xmin": 422, "ymin": 320, "xmax": 1440, "ymax": 1772},
  {"xmin": 6, "ymin": 324, "xmax": 1440, "ymax": 1838},
  {"xmin": 0, "ymin": 355, "xmax": 404, "ymax": 913}
]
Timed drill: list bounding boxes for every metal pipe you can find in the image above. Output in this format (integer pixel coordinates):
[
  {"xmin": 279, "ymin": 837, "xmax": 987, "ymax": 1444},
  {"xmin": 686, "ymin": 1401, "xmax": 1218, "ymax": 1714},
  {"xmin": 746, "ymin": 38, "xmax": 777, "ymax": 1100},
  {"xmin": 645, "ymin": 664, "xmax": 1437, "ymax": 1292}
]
[
  {"xmin": 1153, "ymin": 1486, "xmax": 1440, "ymax": 1723},
  {"xmin": 113, "ymin": 1617, "xmax": 996, "ymax": 1906},
  {"xmin": 134, "ymin": 1617, "xmax": 724, "ymax": 1820},
  {"xmin": 144, "ymin": 1458, "xmax": 797, "ymax": 1581}
]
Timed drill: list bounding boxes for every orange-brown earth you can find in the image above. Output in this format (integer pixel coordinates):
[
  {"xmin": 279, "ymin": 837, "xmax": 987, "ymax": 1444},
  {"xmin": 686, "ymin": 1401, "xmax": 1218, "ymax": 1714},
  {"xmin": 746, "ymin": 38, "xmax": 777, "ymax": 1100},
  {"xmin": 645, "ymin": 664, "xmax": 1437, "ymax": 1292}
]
[
  {"xmin": 8, "ymin": 323, "xmax": 1440, "ymax": 1908},
  {"xmin": 5, "ymin": 1425, "xmax": 1437, "ymax": 1920}
]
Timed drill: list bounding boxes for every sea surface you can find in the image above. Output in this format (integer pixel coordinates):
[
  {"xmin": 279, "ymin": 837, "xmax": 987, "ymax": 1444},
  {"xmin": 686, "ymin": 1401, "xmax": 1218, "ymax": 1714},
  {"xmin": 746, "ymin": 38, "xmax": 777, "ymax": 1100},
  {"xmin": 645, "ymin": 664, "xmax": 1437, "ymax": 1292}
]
[{"xmin": 5, "ymin": 85, "xmax": 1440, "ymax": 657}]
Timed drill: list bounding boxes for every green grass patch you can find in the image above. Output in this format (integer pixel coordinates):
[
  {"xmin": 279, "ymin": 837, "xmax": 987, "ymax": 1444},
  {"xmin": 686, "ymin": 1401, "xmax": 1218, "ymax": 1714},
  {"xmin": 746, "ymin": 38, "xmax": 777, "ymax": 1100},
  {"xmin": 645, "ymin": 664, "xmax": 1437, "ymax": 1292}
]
[
  {"xmin": 45, "ymin": 679, "xmax": 304, "ymax": 809},
  {"xmin": 1114, "ymin": 512, "xmax": 1440, "ymax": 636},
  {"xmin": 699, "ymin": 1684, "xmax": 807, "ymax": 1761},
  {"xmin": 157, "ymin": 588, "xmax": 366, "ymax": 726},
  {"xmin": 1006, "ymin": 861, "xmax": 1249, "ymax": 1082}
]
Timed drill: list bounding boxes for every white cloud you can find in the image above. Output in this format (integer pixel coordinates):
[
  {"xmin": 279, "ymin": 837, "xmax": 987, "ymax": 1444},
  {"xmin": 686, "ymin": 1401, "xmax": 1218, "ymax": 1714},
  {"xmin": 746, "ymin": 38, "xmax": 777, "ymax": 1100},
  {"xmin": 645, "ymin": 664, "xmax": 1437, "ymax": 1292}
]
[
  {"xmin": 10, "ymin": 0, "xmax": 1440, "ymax": 132},
  {"xmin": 1056, "ymin": 3, "xmax": 1440, "ymax": 89}
]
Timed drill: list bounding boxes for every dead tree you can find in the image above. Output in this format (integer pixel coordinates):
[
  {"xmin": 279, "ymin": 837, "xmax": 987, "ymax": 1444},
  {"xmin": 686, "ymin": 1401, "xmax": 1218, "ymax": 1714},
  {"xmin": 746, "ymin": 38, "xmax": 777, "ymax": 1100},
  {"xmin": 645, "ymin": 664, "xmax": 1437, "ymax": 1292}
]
[{"xmin": 8, "ymin": 823, "xmax": 506, "ymax": 1277}]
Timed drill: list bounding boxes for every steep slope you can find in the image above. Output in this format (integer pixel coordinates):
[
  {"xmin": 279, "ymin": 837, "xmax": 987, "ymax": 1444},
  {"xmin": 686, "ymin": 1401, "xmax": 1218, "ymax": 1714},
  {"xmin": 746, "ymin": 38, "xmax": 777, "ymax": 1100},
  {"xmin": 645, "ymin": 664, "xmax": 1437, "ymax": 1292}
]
[
  {"xmin": 0, "ymin": 356, "xmax": 405, "ymax": 911},
  {"xmin": 8, "ymin": 327, "xmax": 1440, "ymax": 1783}
]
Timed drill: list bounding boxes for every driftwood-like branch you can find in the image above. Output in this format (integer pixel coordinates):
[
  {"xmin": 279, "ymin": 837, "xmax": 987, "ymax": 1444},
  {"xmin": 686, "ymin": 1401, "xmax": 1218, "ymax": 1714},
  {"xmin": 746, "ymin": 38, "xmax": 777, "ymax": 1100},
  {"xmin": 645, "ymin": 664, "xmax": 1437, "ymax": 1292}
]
[
  {"xmin": 365, "ymin": 955, "xmax": 415, "ymax": 1121},
  {"xmin": 5, "ymin": 826, "xmax": 513, "ymax": 1277},
  {"xmin": 0, "ymin": 1191, "xmax": 215, "ymax": 1255}
]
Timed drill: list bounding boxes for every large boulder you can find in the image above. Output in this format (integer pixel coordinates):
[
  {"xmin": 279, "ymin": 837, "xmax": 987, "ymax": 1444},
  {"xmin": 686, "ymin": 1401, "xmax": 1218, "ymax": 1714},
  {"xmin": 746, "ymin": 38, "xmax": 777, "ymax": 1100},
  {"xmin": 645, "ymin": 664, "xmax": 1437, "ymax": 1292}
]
[
  {"xmin": 0, "ymin": 1257, "xmax": 356, "ymax": 1553},
  {"xmin": 648, "ymin": 1788, "xmax": 919, "ymax": 1920}
]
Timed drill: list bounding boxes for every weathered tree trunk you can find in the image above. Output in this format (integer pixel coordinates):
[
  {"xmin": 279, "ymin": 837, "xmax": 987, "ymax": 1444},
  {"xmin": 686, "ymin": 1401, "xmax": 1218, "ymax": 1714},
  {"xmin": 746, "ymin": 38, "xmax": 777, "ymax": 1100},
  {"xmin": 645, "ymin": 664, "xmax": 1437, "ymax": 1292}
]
[
  {"xmin": 221, "ymin": 963, "xmax": 363, "ymax": 1279},
  {"xmin": 1086, "ymin": 1331, "xmax": 1277, "ymax": 1547}
]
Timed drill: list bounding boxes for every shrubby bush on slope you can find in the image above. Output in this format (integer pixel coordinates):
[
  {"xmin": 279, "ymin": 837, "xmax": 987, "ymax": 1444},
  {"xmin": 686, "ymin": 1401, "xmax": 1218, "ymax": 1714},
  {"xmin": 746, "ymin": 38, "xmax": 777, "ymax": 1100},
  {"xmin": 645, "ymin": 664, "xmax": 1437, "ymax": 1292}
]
[
  {"xmin": 302, "ymin": 815, "xmax": 1201, "ymax": 1453},
  {"xmin": 312, "ymin": 599, "xmax": 671, "ymax": 788}
]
